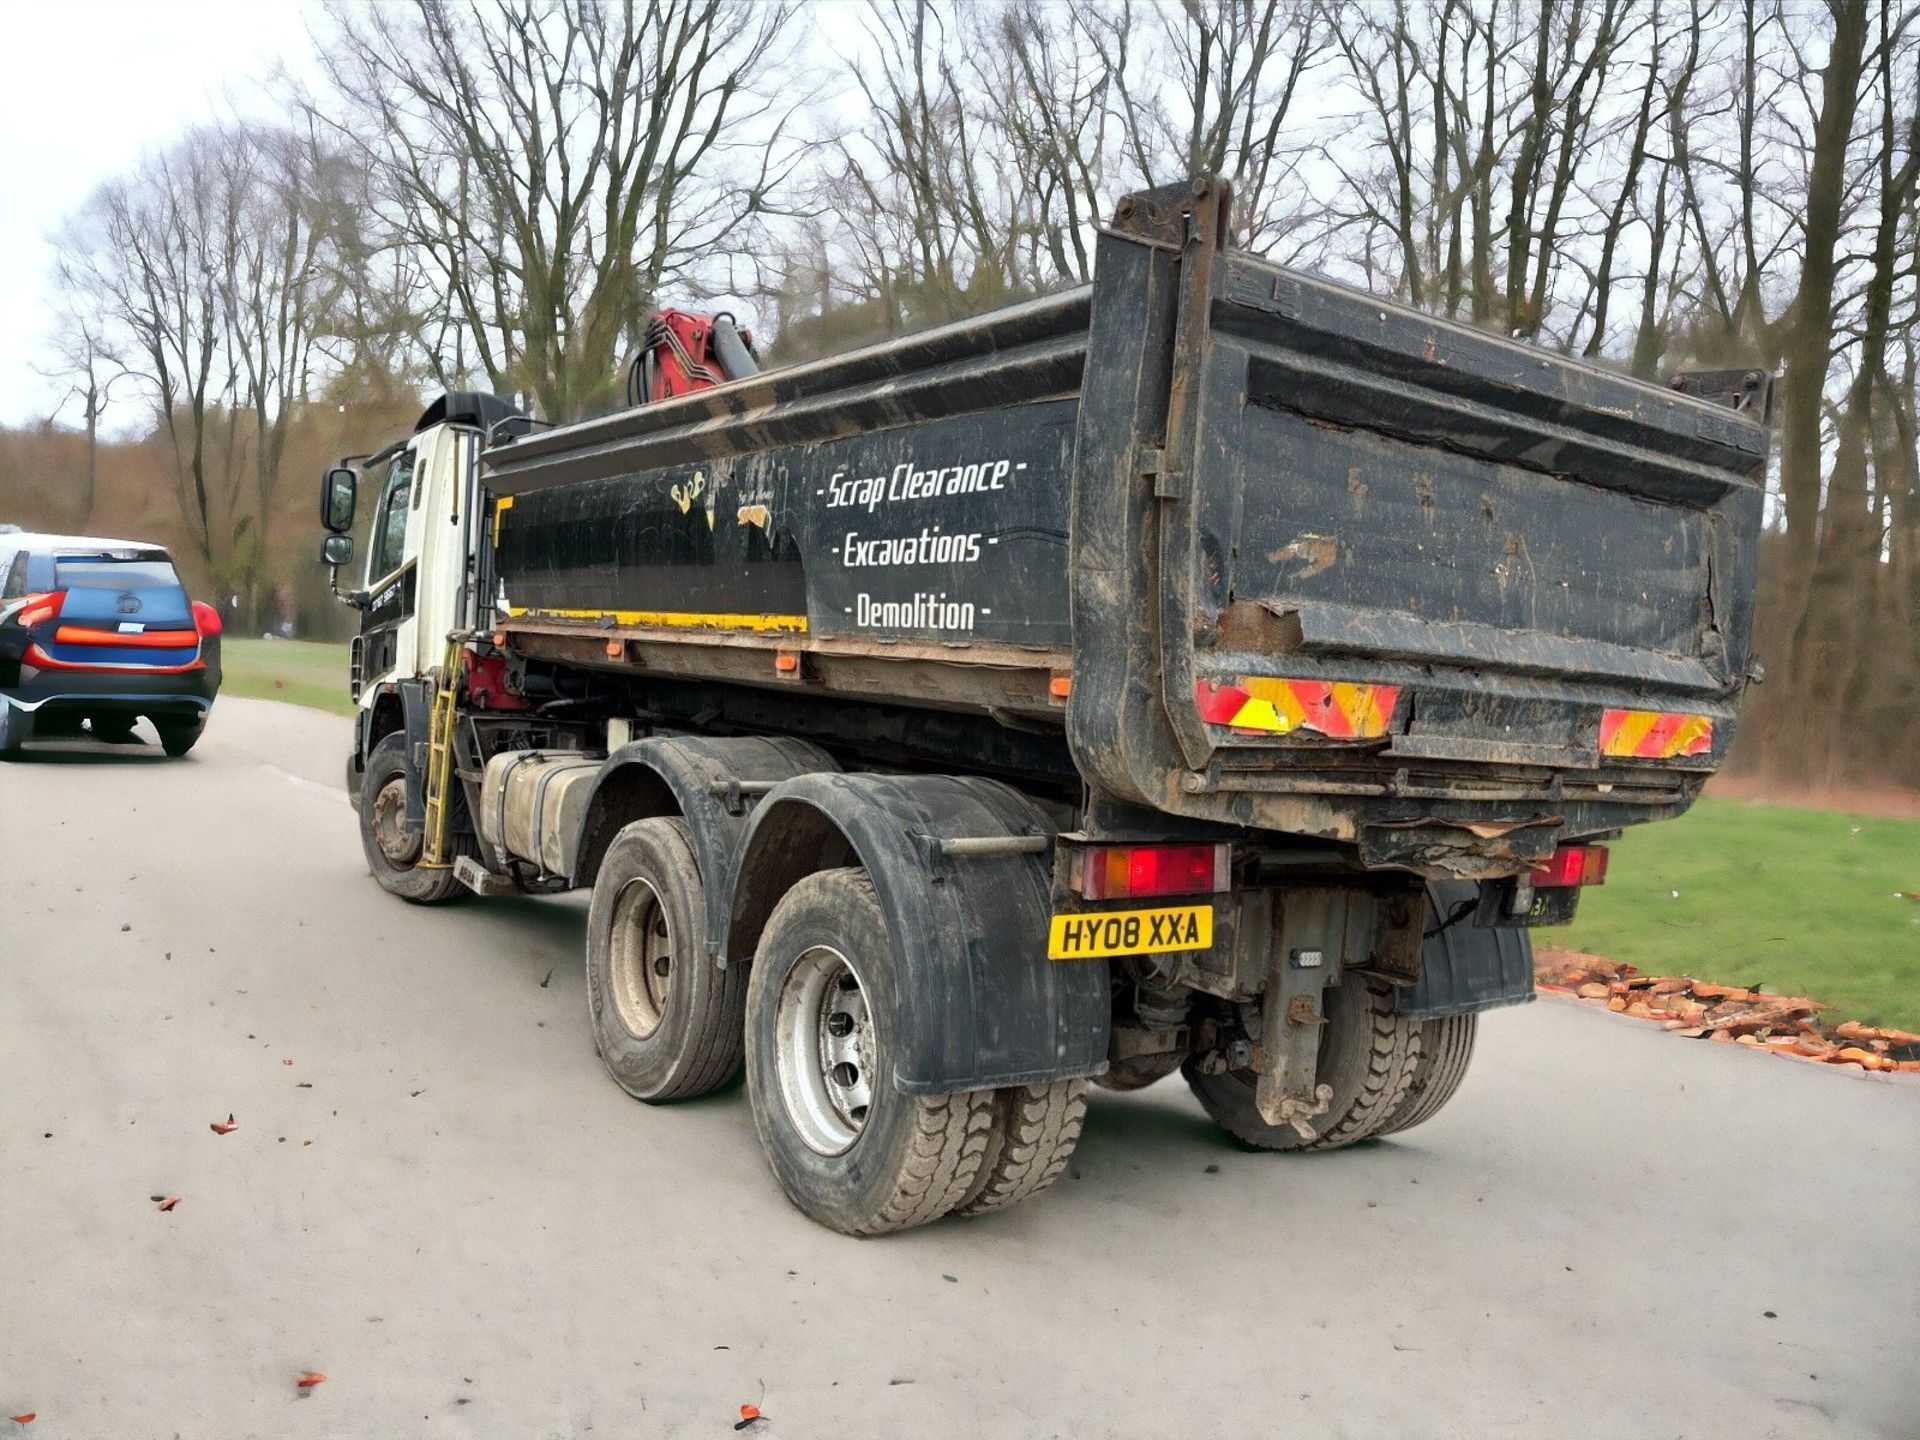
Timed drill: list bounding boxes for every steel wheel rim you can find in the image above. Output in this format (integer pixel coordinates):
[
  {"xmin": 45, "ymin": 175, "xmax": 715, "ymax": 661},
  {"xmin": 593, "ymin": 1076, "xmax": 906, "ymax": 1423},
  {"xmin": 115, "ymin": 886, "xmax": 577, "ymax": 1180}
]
[
  {"xmin": 371, "ymin": 778, "xmax": 420, "ymax": 865},
  {"xmin": 609, "ymin": 876, "xmax": 673, "ymax": 1039},
  {"xmin": 774, "ymin": 945, "xmax": 875, "ymax": 1156}
]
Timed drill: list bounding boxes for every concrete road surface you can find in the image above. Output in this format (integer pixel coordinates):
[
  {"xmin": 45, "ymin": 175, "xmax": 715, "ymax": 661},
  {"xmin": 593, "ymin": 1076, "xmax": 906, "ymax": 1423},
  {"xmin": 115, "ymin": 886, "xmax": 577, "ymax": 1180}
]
[{"xmin": 3, "ymin": 697, "xmax": 1916, "ymax": 1439}]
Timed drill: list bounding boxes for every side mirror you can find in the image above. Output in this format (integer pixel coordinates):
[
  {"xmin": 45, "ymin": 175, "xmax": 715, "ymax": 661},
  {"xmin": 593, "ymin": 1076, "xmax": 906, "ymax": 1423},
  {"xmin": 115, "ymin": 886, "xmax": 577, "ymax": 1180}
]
[
  {"xmin": 321, "ymin": 466, "xmax": 357, "ymax": 533},
  {"xmin": 321, "ymin": 533, "xmax": 355, "ymax": 567}
]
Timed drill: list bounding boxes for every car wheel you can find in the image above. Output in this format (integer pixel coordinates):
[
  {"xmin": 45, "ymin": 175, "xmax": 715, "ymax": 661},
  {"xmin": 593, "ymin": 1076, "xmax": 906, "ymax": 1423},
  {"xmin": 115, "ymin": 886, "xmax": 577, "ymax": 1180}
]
[{"xmin": 156, "ymin": 719, "xmax": 202, "ymax": 758}]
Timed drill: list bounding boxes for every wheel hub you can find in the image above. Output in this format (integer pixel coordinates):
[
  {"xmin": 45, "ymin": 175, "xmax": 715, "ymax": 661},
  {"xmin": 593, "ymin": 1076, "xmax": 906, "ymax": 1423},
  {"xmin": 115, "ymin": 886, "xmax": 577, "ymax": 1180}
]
[
  {"xmin": 371, "ymin": 778, "xmax": 421, "ymax": 866},
  {"xmin": 609, "ymin": 877, "xmax": 673, "ymax": 1039},
  {"xmin": 774, "ymin": 946, "xmax": 875, "ymax": 1155}
]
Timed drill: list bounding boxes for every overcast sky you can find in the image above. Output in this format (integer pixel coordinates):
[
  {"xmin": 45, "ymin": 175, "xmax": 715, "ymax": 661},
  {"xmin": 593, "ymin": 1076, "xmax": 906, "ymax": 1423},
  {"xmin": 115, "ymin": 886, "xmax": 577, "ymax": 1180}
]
[{"xmin": 0, "ymin": 0, "xmax": 324, "ymax": 427}]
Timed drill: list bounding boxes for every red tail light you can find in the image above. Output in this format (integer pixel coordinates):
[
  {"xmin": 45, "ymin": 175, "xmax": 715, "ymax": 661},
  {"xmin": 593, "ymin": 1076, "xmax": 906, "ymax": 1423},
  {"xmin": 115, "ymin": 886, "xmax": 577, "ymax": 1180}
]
[
  {"xmin": 17, "ymin": 591, "xmax": 65, "ymax": 628},
  {"xmin": 1533, "ymin": 845, "xmax": 1609, "ymax": 889},
  {"xmin": 191, "ymin": 600, "xmax": 223, "ymax": 637},
  {"xmin": 1074, "ymin": 843, "xmax": 1232, "ymax": 901}
]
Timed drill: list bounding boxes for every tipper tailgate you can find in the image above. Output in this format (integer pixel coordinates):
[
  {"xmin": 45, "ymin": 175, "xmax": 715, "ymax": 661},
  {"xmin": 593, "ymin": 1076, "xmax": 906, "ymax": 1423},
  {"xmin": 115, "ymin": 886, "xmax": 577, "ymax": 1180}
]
[{"xmin": 1069, "ymin": 180, "xmax": 1769, "ymax": 872}]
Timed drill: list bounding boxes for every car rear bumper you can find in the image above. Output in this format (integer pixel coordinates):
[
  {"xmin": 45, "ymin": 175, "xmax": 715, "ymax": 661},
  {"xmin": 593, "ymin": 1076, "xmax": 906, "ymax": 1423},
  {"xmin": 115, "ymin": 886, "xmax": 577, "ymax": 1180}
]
[{"xmin": 3, "ymin": 664, "xmax": 218, "ymax": 733}]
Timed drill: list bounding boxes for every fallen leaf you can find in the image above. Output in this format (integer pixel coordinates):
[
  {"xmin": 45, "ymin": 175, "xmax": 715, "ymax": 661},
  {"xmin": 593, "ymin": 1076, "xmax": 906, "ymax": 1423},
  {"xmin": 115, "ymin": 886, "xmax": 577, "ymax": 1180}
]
[
  {"xmin": 282, "ymin": 1059, "xmax": 294, "ymax": 1067},
  {"xmin": 739, "ymin": 1405, "xmax": 760, "ymax": 1420},
  {"xmin": 1691, "ymin": 983, "xmax": 1751, "ymax": 1001},
  {"xmin": 1835, "ymin": 1021, "xmax": 1920, "ymax": 1046},
  {"xmin": 296, "ymin": 1373, "xmax": 326, "ymax": 1389},
  {"xmin": 1834, "ymin": 1047, "xmax": 1893, "ymax": 1070},
  {"xmin": 9, "ymin": 1413, "xmax": 33, "ymax": 1424},
  {"xmin": 156, "ymin": 1197, "xmax": 181, "ymax": 1212},
  {"xmin": 210, "ymin": 1114, "xmax": 238, "ymax": 1136}
]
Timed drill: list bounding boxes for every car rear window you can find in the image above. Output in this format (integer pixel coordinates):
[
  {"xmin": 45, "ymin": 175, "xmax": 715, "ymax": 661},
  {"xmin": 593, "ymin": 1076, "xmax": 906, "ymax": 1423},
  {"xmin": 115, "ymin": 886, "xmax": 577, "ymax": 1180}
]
[{"xmin": 53, "ymin": 557, "xmax": 181, "ymax": 590}]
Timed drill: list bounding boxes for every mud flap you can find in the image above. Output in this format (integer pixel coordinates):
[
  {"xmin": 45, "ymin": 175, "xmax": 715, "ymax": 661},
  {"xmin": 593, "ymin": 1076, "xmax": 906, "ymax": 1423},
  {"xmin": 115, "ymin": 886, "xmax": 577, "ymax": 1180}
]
[
  {"xmin": 726, "ymin": 771, "xmax": 1110, "ymax": 1094},
  {"xmin": 1396, "ymin": 881, "xmax": 1536, "ymax": 1020}
]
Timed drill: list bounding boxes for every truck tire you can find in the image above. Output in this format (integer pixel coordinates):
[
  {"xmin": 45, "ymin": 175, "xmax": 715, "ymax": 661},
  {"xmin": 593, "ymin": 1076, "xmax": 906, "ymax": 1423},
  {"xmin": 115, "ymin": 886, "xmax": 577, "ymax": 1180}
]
[
  {"xmin": 952, "ymin": 1080, "xmax": 1087, "ymax": 1217},
  {"xmin": 586, "ymin": 817, "xmax": 745, "ymax": 1102},
  {"xmin": 1374, "ymin": 1013, "xmax": 1478, "ymax": 1137},
  {"xmin": 1183, "ymin": 977, "xmax": 1420, "ymax": 1152},
  {"xmin": 357, "ymin": 731, "xmax": 466, "ymax": 904},
  {"xmin": 0, "ymin": 703, "xmax": 20, "ymax": 757},
  {"xmin": 745, "ymin": 868, "xmax": 994, "ymax": 1235}
]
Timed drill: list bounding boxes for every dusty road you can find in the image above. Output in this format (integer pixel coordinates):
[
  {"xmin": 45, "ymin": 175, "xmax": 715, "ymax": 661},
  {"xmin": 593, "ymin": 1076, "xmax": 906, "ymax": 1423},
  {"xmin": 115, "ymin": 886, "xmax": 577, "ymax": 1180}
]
[{"xmin": 3, "ymin": 697, "xmax": 1916, "ymax": 1439}]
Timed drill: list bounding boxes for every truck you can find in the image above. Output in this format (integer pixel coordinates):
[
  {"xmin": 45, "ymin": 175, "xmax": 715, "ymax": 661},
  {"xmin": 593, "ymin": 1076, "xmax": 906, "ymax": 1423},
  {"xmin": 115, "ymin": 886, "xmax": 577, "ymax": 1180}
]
[{"xmin": 316, "ymin": 178, "xmax": 1770, "ymax": 1234}]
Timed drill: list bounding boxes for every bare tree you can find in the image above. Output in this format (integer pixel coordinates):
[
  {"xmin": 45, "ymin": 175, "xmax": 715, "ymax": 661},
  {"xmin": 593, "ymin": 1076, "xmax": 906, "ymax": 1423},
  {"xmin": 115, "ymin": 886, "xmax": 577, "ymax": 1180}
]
[
  {"xmin": 57, "ymin": 130, "xmax": 237, "ymax": 569},
  {"xmin": 37, "ymin": 305, "xmax": 124, "ymax": 526},
  {"xmin": 313, "ymin": 0, "xmax": 798, "ymax": 422}
]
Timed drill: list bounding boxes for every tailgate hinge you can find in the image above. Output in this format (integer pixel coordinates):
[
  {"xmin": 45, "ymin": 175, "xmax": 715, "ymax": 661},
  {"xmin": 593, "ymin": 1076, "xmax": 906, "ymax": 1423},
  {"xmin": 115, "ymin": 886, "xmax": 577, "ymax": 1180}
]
[{"xmin": 1139, "ymin": 447, "xmax": 1186, "ymax": 499}]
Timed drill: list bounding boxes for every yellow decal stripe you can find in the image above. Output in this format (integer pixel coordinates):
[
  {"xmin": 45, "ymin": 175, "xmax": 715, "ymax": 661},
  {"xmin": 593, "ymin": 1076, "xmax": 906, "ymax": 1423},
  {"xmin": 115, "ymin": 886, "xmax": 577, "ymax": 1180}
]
[
  {"xmin": 492, "ymin": 494, "xmax": 514, "ymax": 547},
  {"xmin": 507, "ymin": 605, "xmax": 809, "ymax": 635}
]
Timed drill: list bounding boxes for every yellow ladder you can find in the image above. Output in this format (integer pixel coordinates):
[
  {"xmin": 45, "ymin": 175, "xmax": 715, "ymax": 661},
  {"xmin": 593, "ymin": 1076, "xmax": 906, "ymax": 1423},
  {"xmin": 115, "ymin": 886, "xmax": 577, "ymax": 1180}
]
[{"xmin": 420, "ymin": 635, "xmax": 464, "ymax": 869}]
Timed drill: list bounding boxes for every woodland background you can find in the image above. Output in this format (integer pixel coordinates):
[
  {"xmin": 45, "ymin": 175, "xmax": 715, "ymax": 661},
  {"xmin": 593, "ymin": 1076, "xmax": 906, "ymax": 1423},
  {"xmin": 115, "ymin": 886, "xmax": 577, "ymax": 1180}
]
[{"xmin": 0, "ymin": 0, "xmax": 1914, "ymax": 786}]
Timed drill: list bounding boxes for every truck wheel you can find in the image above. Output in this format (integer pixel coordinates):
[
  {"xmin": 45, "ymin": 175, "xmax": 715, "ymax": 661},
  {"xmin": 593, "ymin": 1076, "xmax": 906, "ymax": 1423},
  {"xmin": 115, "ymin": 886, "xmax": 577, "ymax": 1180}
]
[
  {"xmin": 1375, "ymin": 1013, "xmax": 1478, "ymax": 1137},
  {"xmin": 586, "ymin": 817, "xmax": 745, "ymax": 1102},
  {"xmin": 0, "ymin": 703, "xmax": 21, "ymax": 757},
  {"xmin": 952, "ymin": 1079, "xmax": 1087, "ymax": 1217},
  {"xmin": 357, "ymin": 731, "xmax": 465, "ymax": 904},
  {"xmin": 745, "ymin": 868, "xmax": 993, "ymax": 1235},
  {"xmin": 1183, "ymin": 978, "xmax": 1420, "ymax": 1152}
]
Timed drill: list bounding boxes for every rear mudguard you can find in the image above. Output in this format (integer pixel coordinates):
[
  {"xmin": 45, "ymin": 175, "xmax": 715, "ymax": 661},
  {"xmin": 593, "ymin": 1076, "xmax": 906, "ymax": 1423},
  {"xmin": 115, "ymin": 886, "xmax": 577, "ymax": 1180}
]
[
  {"xmin": 568, "ymin": 735, "xmax": 837, "ymax": 955},
  {"xmin": 1397, "ymin": 880, "xmax": 1536, "ymax": 1020},
  {"xmin": 724, "ymin": 771, "xmax": 1110, "ymax": 1095}
]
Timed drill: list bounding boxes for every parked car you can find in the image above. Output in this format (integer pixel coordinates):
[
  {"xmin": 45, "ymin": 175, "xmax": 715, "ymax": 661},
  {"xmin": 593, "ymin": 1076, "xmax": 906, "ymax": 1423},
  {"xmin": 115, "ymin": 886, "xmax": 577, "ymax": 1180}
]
[{"xmin": 0, "ymin": 533, "xmax": 222, "ymax": 757}]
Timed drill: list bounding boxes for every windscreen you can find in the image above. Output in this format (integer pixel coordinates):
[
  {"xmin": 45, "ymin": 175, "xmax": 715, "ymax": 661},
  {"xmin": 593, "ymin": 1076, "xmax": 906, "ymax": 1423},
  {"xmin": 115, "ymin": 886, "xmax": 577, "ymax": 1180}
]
[{"xmin": 54, "ymin": 557, "xmax": 181, "ymax": 589}]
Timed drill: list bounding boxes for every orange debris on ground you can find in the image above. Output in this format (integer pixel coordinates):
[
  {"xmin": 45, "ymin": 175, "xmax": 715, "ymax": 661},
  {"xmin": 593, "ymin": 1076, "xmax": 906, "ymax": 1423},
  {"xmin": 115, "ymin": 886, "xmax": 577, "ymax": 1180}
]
[{"xmin": 1535, "ymin": 949, "xmax": 1920, "ymax": 1073}]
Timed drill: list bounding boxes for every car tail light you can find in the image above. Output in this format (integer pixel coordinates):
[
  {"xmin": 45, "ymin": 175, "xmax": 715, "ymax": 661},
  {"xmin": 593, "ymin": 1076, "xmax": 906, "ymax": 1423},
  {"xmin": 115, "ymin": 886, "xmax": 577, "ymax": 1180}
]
[
  {"xmin": 1074, "ymin": 843, "xmax": 1232, "ymax": 901},
  {"xmin": 191, "ymin": 600, "xmax": 223, "ymax": 637},
  {"xmin": 1533, "ymin": 845, "xmax": 1609, "ymax": 889},
  {"xmin": 17, "ymin": 591, "xmax": 65, "ymax": 628}
]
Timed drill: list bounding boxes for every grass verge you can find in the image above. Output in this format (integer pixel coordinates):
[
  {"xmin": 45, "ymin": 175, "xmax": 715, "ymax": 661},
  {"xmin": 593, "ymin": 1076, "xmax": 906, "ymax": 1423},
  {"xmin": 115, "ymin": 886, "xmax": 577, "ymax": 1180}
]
[
  {"xmin": 219, "ymin": 637, "xmax": 355, "ymax": 717},
  {"xmin": 1558, "ymin": 798, "xmax": 1920, "ymax": 1031}
]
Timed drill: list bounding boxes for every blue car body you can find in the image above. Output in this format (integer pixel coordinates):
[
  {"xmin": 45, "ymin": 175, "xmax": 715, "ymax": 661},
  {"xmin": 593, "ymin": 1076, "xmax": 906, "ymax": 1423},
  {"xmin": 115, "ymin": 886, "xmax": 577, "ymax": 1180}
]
[{"xmin": 0, "ymin": 533, "xmax": 221, "ymax": 756}]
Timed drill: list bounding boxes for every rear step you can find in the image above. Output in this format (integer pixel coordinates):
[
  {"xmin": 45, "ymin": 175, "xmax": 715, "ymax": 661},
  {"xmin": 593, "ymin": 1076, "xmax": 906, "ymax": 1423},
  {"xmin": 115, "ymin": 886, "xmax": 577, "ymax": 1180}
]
[{"xmin": 454, "ymin": 856, "xmax": 517, "ymax": 897}]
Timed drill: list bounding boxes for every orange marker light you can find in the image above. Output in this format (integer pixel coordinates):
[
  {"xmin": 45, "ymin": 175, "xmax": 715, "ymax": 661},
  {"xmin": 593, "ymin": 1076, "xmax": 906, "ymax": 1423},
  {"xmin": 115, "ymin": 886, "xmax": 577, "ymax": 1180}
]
[
  {"xmin": 774, "ymin": 651, "xmax": 800, "ymax": 674},
  {"xmin": 1048, "ymin": 674, "xmax": 1072, "ymax": 698}
]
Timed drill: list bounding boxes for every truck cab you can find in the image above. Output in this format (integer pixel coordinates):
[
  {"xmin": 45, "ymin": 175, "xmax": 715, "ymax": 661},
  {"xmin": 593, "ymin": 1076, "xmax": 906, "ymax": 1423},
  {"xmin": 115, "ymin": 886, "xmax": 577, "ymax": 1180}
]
[{"xmin": 323, "ymin": 392, "xmax": 519, "ymax": 796}]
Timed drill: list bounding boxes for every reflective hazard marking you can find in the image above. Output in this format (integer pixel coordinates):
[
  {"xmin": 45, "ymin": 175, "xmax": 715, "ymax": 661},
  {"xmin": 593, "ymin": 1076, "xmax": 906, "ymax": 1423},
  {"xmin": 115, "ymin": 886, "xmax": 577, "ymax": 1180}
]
[
  {"xmin": 507, "ymin": 605, "xmax": 809, "ymax": 634},
  {"xmin": 1600, "ymin": 708, "xmax": 1714, "ymax": 759},
  {"xmin": 1047, "ymin": 904, "xmax": 1214, "ymax": 960},
  {"xmin": 1194, "ymin": 676, "xmax": 1399, "ymax": 738}
]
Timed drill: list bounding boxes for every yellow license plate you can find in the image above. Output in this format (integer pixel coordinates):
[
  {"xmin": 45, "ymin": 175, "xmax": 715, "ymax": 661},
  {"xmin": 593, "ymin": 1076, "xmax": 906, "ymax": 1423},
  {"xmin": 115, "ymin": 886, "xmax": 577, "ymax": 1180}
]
[{"xmin": 1047, "ymin": 904, "xmax": 1213, "ymax": 960}]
